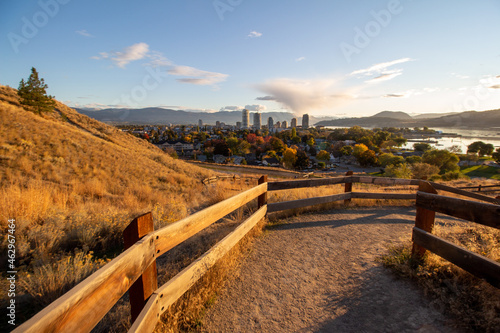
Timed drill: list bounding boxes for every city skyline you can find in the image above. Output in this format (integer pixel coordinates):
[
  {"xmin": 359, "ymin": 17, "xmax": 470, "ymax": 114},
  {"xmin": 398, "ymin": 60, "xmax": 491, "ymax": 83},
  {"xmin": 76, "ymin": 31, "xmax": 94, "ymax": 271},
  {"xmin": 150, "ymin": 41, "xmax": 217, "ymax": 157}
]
[{"xmin": 1, "ymin": 1, "xmax": 500, "ymax": 117}]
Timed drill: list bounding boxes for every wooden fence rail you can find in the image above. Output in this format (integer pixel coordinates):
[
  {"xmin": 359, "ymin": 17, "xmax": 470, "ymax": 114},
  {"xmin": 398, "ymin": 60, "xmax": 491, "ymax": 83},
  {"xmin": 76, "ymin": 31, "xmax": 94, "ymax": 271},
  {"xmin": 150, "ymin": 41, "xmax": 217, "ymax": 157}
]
[
  {"xmin": 412, "ymin": 182, "xmax": 500, "ymax": 288},
  {"xmin": 15, "ymin": 174, "xmax": 500, "ymax": 333}
]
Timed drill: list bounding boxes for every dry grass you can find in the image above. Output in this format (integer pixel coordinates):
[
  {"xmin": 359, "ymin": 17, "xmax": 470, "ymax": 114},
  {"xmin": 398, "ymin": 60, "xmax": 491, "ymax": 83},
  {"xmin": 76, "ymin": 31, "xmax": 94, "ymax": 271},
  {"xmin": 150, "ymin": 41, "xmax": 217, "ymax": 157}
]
[
  {"xmin": 0, "ymin": 85, "xmax": 222, "ymax": 331},
  {"xmin": 381, "ymin": 221, "xmax": 500, "ymax": 332}
]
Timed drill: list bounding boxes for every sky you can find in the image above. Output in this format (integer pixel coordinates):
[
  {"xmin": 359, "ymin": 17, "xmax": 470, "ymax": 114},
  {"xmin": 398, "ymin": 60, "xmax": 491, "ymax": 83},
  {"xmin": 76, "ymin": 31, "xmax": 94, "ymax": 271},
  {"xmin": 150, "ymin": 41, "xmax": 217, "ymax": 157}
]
[{"xmin": 1, "ymin": 0, "xmax": 500, "ymax": 117}]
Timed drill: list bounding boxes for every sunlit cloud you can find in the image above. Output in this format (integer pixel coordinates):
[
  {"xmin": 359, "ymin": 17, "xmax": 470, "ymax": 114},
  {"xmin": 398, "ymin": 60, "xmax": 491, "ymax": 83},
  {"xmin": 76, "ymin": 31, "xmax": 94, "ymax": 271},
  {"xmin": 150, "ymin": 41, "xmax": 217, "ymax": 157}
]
[
  {"xmin": 168, "ymin": 65, "xmax": 228, "ymax": 85},
  {"xmin": 245, "ymin": 104, "xmax": 267, "ymax": 111},
  {"xmin": 92, "ymin": 42, "xmax": 150, "ymax": 68},
  {"xmin": 254, "ymin": 77, "xmax": 352, "ymax": 115},
  {"xmin": 248, "ymin": 31, "xmax": 262, "ymax": 38}
]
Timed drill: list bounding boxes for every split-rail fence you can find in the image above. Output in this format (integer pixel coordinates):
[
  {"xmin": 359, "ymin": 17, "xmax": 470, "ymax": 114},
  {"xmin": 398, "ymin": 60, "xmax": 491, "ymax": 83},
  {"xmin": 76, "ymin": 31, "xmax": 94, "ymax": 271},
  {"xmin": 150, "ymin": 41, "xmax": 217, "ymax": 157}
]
[{"xmin": 14, "ymin": 174, "xmax": 500, "ymax": 332}]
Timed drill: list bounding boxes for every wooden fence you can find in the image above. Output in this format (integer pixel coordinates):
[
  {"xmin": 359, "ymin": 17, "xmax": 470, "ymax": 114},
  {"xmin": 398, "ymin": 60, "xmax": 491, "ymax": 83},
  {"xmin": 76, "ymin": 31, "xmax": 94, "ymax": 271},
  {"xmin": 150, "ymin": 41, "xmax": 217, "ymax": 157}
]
[{"xmin": 15, "ymin": 174, "xmax": 500, "ymax": 332}]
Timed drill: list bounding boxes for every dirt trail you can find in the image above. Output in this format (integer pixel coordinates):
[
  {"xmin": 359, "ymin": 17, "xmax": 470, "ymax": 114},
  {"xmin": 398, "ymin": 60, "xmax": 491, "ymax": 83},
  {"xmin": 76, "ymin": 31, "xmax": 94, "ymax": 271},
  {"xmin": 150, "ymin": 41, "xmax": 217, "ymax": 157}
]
[{"xmin": 202, "ymin": 207, "xmax": 460, "ymax": 333}]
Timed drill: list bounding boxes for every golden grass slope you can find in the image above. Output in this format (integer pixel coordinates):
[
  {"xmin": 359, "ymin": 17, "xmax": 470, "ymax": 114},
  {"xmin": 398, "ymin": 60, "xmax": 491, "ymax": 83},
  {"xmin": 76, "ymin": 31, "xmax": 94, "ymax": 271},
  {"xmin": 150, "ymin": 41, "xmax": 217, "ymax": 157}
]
[{"xmin": 0, "ymin": 84, "xmax": 216, "ymax": 279}]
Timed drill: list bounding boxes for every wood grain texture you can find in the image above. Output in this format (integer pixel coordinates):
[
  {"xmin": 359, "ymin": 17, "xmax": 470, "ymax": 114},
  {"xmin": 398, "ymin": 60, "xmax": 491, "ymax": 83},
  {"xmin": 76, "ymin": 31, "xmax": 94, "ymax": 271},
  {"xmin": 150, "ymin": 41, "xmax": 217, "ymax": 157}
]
[
  {"xmin": 129, "ymin": 206, "xmax": 268, "ymax": 332},
  {"xmin": 267, "ymin": 177, "xmax": 348, "ymax": 191},
  {"xmin": 416, "ymin": 192, "xmax": 500, "ymax": 230},
  {"xmin": 267, "ymin": 193, "xmax": 350, "ymax": 213},
  {"xmin": 412, "ymin": 181, "xmax": 437, "ymax": 257},
  {"xmin": 350, "ymin": 192, "xmax": 415, "ymax": 200},
  {"xmin": 123, "ymin": 213, "xmax": 158, "ymax": 323},
  {"xmin": 154, "ymin": 183, "xmax": 267, "ymax": 257},
  {"xmin": 353, "ymin": 176, "xmax": 419, "ymax": 186},
  {"xmin": 413, "ymin": 227, "xmax": 500, "ymax": 288},
  {"xmin": 258, "ymin": 175, "xmax": 268, "ymax": 208},
  {"xmin": 429, "ymin": 181, "xmax": 500, "ymax": 204},
  {"xmin": 344, "ymin": 171, "xmax": 353, "ymax": 205},
  {"xmin": 14, "ymin": 234, "xmax": 156, "ymax": 333}
]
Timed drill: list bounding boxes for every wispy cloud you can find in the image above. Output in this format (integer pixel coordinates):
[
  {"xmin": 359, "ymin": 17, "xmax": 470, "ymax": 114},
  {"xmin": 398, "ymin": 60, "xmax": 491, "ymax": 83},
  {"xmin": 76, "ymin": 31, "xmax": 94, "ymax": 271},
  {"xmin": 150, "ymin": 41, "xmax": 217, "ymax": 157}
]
[
  {"xmin": 168, "ymin": 65, "xmax": 228, "ymax": 85},
  {"xmin": 248, "ymin": 31, "xmax": 262, "ymax": 38},
  {"xmin": 350, "ymin": 57, "xmax": 413, "ymax": 83},
  {"xmin": 366, "ymin": 71, "xmax": 402, "ymax": 83},
  {"xmin": 489, "ymin": 84, "xmax": 500, "ymax": 89},
  {"xmin": 295, "ymin": 57, "xmax": 306, "ymax": 62},
  {"xmin": 92, "ymin": 42, "xmax": 149, "ymax": 68},
  {"xmin": 76, "ymin": 29, "xmax": 93, "ymax": 37},
  {"xmin": 220, "ymin": 106, "xmax": 244, "ymax": 111},
  {"xmin": 145, "ymin": 51, "xmax": 172, "ymax": 67}
]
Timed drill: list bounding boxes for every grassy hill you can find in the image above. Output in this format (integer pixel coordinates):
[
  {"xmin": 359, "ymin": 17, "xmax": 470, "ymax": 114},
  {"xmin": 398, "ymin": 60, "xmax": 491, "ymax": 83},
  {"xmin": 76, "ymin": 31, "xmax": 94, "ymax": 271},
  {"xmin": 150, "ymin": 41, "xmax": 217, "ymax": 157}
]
[{"xmin": 0, "ymin": 85, "xmax": 225, "ymax": 328}]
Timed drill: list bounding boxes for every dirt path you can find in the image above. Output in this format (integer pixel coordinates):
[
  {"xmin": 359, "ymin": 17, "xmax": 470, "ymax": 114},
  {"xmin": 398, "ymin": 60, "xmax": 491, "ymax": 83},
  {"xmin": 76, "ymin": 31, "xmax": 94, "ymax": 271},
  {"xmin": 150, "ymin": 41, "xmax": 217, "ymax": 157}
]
[{"xmin": 201, "ymin": 207, "xmax": 460, "ymax": 333}]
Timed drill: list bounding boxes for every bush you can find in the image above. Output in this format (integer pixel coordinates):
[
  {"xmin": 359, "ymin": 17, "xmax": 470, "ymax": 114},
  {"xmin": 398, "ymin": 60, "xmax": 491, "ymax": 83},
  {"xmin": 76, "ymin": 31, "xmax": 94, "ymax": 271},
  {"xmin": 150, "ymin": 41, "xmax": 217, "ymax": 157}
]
[
  {"xmin": 410, "ymin": 162, "xmax": 439, "ymax": 180},
  {"xmin": 384, "ymin": 163, "xmax": 413, "ymax": 179}
]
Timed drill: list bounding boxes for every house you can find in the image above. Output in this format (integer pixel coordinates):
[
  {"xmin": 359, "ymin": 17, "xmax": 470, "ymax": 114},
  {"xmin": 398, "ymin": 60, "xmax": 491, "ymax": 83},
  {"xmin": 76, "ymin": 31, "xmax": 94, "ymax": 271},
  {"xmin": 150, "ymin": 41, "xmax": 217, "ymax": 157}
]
[
  {"xmin": 262, "ymin": 157, "xmax": 280, "ymax": 167},
  {"xmin": 213, "ymin": 154, "xmax": 226, "ymax": 164},
  {"xmin": 158, "ymin": 141, "xmax": 194, "ymax": 153},
  {"xmin": 232, "ymin": 156, "xmax": 245, "ymax": 165}
]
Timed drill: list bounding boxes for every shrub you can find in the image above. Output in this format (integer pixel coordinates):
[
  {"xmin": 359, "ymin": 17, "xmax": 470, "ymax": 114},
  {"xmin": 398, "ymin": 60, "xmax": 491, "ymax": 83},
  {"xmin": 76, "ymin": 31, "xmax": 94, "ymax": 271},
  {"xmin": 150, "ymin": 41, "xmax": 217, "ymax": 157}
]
[
  {"xmin": 410, "ymin": 162, "xmax": 439, "ymax": 180},
  {"xmin": 384, "ymin": 163, "xmax": 413, "ymax": 179}
]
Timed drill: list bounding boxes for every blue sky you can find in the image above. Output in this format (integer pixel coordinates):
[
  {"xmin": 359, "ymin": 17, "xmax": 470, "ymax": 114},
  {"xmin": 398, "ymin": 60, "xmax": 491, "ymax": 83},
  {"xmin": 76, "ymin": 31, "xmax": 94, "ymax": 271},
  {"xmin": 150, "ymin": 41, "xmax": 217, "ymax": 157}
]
[{"xmin": 1, "ymin": 0, "xmax": 500, "ymax": 117}]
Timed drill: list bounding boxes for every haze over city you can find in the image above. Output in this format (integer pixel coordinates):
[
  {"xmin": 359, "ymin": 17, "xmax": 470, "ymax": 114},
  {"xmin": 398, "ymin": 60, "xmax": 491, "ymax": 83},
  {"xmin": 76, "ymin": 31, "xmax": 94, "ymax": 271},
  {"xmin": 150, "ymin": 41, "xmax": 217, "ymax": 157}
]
[{"xmin": 2, "ymin": 0, "xmax": 500, "ymax": 117}]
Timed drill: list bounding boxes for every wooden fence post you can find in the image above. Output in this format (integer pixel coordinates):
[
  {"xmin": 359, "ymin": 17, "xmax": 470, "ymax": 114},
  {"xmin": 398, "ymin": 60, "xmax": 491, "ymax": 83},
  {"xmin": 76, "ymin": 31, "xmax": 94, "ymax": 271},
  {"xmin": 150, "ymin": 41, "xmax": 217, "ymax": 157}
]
[
  {"xmin": 412, "ymin": 181, "xmax": 438, "ymax": 258},
  {"xmin": 123, "ymin": 212, "xmax": 158, "ymax": 322},
  {"xmin": 344, "ymin": 171, "xmax": 353, "ymax": 205},
  {"xmin": 258, "ymin": 175, "xmax": 268, "ymax": 209}
]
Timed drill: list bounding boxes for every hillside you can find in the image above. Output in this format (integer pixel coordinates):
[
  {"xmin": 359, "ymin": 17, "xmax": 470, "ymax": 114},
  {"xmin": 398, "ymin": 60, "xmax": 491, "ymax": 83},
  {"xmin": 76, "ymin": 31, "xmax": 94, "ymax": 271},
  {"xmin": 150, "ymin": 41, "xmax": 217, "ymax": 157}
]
[{"xmin": 315, "ymin": 109, "xmax": 500, "ymax": 129}]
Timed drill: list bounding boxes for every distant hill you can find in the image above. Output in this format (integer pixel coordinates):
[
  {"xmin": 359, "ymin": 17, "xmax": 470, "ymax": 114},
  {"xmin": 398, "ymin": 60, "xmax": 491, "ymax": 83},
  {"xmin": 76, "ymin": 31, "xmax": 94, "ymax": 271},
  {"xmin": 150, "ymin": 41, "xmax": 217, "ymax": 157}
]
[
  {"xmin": 315, "ymin": 109, "xmax": 500, "ymax": 129},
  {"xmin": 371, "ymin": 111, "xmax": 413, "ymax": 120},
  {"xmin": 411, "ymin": 112, "xmax": 459, "ymax": 119},
  {"xmin": 77, "ymin": 107, "xmax": 337, "ymax": 126}
]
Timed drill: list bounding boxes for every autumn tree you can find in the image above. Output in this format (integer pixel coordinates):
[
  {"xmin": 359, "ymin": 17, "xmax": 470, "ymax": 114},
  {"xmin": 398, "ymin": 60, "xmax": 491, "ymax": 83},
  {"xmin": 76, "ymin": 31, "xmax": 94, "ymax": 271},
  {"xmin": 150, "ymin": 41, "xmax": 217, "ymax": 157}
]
[
  {"xmin": 18, "ymin": 67, "xmax": 55, "ymax": 114},
  {"xmin": 316, "ymin": 150, "xmax": 331, "ymax": 161},
  {"xmin": 282, "ymin": 147, "xmax": 297, "ymax": 169}
]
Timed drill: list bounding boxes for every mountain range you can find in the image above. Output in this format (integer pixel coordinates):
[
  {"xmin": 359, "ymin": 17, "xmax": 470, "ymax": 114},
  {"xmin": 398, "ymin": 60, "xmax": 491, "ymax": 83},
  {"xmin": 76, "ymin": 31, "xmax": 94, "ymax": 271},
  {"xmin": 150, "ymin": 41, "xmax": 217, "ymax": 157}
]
[
  {"xmin": 76, "ymin": 107, "xmax": 337, "ymax": 126},
  {"xmin": 315, "ymin": 109, "xmax": 500, "ymax": 129}
]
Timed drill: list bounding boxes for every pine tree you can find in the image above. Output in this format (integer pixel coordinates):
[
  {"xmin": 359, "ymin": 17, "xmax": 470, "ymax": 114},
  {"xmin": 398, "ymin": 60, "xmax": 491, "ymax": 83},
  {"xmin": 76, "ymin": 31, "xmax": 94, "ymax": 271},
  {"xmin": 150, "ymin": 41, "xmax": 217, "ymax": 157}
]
[{"xmin": 18, "ymin": 67, "xmax": 55, "ymax": 114}]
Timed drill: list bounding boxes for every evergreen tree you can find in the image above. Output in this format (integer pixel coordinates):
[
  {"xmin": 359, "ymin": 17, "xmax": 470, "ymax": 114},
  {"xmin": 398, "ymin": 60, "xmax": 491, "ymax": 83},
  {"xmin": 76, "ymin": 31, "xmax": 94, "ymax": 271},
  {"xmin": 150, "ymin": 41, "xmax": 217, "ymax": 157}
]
[{"xmin": 18, "ymin": 67, "xmax": 55, "ymax": 114}]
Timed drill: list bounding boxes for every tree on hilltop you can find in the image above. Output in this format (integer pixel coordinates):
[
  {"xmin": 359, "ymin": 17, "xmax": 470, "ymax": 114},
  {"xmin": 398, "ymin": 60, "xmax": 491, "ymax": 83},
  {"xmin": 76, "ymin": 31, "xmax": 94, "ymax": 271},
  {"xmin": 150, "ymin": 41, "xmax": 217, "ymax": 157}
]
[{"xmin": 18, "ymin": 67, "xmax": 55, "ymax": 114}]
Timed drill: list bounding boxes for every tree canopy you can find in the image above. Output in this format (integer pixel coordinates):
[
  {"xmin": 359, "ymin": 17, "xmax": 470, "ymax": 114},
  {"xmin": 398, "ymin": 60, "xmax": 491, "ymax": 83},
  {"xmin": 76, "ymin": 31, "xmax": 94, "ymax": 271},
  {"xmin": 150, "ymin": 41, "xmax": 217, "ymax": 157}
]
[{"xmin": 18, "ymin": 67, "xmax": 55, "ymax": 114}]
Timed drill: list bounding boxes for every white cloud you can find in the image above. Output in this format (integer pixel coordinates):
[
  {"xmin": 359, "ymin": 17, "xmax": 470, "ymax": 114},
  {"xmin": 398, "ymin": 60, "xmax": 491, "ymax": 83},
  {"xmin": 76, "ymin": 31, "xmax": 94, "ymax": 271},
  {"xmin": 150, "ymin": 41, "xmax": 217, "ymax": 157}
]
[
  {"xmin": 168, "ymin": 65, "xmax": 228, "ymax": 85},
  {"xmin": 295, "ymin": 57, "xmax": 306, "ymax": 62},
  {"xmin": 350, "ymin": 58, "xmax": 413, "ymax": 83},
  {"xmin": 254, "ymin": 78, "xmax": 352, "ymax": 115},
  {"xmin": 489, "ymin": 84, "xmax": 500, "ymax": 89},
  {"xmin": 248, "ymin": 31, "xmax": 262, "ymax": 38},
  {"xmin": 220, "ymin": 106, "xmax": 244, "ymax": 111},
  {"xmin": 92, "ymin": 43, "xmax": 149, "ymax": 68},
  {"xmin": 245, "ymin": 104, "xmax": 267, "ymax": 111},
  {"xmin": 76, "ymin": 29, "xmax": 93, "ymax": 37},
  {"xmin": 112, "ymin": 43, "xmax": 149, "ymax": 68}
]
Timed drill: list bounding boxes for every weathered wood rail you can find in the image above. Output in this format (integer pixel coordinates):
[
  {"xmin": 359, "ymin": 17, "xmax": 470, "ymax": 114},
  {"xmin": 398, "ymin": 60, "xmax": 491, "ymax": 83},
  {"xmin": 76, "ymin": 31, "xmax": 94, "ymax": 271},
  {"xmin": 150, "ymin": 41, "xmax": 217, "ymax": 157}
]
[{"xmin": 15, "ymin": 174, "xmax": 500, "ymax": 332}]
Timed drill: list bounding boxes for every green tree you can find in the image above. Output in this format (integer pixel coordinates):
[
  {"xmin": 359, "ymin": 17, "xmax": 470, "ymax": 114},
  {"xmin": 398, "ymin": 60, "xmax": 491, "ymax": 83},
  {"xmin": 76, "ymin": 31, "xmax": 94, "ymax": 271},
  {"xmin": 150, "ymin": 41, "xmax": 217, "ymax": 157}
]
[
  {"xmin": 467, "ymin": 141, "xmax": 494, "ymax": 156},
  {"xmin": 492, "ymin": 148, "xmax": 500, "ymax": 163},
  {"xmin": 422, "ymin": 149, "xmax": 459, "ymax": 173},
  {"xmin": 340, "ymin": 145, "xmax": 353, "ymax": 156},
  {"xmin": 18, "ymin": 67, "xmax": 55, "ymax": 114},
  {"xmin": 294, "ymin": 150, "xmax": 309, "ymax": 170},
  {"xmin": 385, "ymin": 163, "xmax": 412, "ymax": 179},
  {"xmin": 413, "ymin": 143, "xmax": 432, "ymax": 152}
]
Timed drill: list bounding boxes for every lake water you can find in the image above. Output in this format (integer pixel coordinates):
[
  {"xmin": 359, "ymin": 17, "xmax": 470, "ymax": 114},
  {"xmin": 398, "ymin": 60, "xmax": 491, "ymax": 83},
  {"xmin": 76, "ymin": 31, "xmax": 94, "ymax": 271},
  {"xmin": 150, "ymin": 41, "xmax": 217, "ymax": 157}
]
[{"xmin": 325, "ymin": 126, "xmax": 500, "ymax": 153}]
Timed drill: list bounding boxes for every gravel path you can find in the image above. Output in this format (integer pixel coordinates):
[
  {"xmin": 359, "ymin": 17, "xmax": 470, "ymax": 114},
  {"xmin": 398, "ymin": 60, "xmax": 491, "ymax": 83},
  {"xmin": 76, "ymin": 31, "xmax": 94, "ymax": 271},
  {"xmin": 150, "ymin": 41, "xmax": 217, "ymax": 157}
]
[{"xmin": 201, "ymin": 207, "xmax": 460, "ymax": 333}]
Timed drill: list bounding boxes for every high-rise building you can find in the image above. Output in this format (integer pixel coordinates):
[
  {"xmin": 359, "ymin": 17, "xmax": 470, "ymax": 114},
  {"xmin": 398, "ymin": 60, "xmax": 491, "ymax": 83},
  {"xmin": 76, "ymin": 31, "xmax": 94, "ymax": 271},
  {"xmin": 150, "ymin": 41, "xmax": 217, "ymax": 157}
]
[
  {"xmin": 267, "ymin": 117, "xmax": 274, "ymax": 132},
  {"xmin": 302, "ymin": 114, "xmax": 309, "ymax": 129},
  {"xmin": 242, "ymin": 109, "xmax": 250, "ymax": 129},
  {"xmin": 253, "ymin": 112, "xmax": 262, "ymax": 130},
  {"xmin": 275, "ymin": 121, "xmax": 281, "ymax": 129},
  {"xmin": 198, "ymin": 119, "xmax": 203, "ymax": 127},
  {"xmin": 291, "ymin": 118, "xmax": 297, "ymax": 128},
  {"xmin": 282, "ymin": 120, "xmax": 288, "ymax": 129},
  {"xmin": 236, "ymin": 121, "xmax": 242, "ymax": 129}
]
